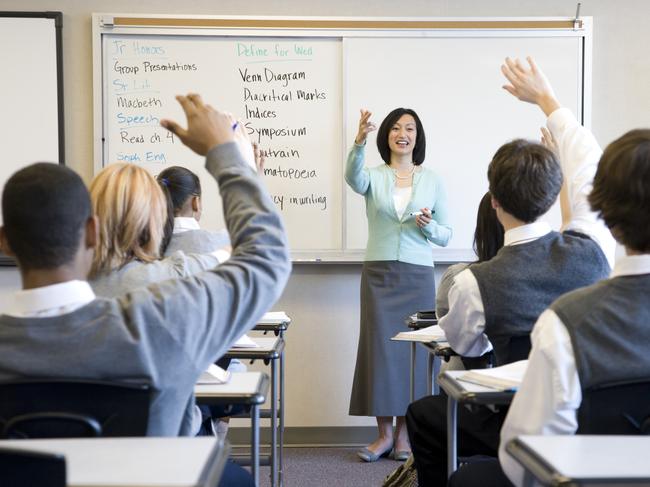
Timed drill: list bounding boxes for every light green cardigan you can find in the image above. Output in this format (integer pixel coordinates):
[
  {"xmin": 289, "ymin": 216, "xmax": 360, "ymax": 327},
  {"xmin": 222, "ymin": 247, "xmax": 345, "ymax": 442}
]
[{"xmin": 345, "ymin": 144, "xmax": 452, "ymax": 266}]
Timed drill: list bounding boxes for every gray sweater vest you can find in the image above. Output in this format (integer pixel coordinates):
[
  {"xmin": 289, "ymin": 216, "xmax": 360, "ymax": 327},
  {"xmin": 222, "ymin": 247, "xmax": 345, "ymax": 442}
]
[
  {"xmin": 164, "ymin": 229, "xmax": 230, "ymax": 257},
  {"xmin": 470, "ymin": 231, "xmax": 610, "ymax": 366},
  {"xmin": 551, "ymin": 274, "xmax": 650, "ymax": 390}
]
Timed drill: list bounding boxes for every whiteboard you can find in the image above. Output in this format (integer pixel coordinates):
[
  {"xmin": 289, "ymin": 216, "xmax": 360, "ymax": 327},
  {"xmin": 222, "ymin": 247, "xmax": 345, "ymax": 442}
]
[
  {"xmin": 93, "ymin": 15, "xmax": 592, "ymax": 262},
  {"xmin": 0, "ymin": 12, "xmax": 64, "ymax": 264}
]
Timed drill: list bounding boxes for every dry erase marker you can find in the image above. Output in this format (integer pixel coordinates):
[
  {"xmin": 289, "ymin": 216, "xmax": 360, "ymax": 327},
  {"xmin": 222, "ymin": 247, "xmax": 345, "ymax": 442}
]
[{"xmin": 409, "ymin": 210, "xmax": 436, "ymax": 217}]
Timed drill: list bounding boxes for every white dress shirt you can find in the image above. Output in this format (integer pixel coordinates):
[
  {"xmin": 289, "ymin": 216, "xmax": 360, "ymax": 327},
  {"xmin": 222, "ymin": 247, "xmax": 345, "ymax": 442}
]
[
  {"xmin": 499, "ymin": 253, "xmax": 650, "ymax": 486},
  {"xmin": 5, "ymin": 280, "xmax": 96, "ymax": 318},
  {"xmin": 438, "ymin": 108, "xmax": 616, "ymax": 357}
]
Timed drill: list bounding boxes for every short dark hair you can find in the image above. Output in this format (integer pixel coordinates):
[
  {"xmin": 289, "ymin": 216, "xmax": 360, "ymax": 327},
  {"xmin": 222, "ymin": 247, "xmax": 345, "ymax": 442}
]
[
  {"xmin": 157, "ymin": 166, "xmax": 201, "ymax": 214},
  {"xmin": 488, "ymin": 139, "xmax": 562, "ymax": 223},
  {"xmin": 2, "ymin": 163, "xmax": 91, "ymax": 269},
  {"xmin": 589, "ymin": 129, "xmax": 650, "ymax": 252},
  {"xmin": 376, "ymin": 108, "xmax": 426, "ymax": 165},
  {"xmin": 474, "ymin": 192, "xmax": 504, "ymax": 262}
]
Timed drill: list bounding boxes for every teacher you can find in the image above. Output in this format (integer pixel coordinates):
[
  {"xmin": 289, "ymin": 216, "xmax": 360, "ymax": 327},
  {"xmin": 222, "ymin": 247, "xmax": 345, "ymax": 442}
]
[{"xmin": 346, "ymin": 108, "xmax": 452, "ymax": 462}]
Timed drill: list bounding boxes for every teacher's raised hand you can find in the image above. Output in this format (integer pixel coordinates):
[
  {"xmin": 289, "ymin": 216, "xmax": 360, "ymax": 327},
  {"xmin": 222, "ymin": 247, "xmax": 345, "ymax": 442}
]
[{"xmin": 355, "ymin": 109, "xmax": 377, "ymax": 145}]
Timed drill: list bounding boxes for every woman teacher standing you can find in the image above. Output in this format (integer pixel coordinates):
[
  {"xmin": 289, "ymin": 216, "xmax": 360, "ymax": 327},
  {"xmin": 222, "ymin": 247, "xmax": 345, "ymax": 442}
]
[{"xmin": 346, "ymin": 108, "xmax": 452, "ymax": 462}]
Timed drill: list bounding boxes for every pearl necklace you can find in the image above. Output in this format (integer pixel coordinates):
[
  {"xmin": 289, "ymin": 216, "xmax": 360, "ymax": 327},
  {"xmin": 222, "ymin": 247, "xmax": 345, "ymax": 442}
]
[{"xmin": 392, "ymin": 165, "xmax": 416, "ymax": 180}]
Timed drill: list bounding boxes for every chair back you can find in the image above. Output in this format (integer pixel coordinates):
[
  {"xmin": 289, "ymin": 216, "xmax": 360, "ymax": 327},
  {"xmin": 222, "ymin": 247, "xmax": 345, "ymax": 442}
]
[
  {"xmin": 0, "ymin": 379, "xmax": 151, "ymax": 439},
  {"xmin": 0, "ymin": 447, "xmax": 66, "ymax": 487},
  {"xmin": 577, "ymin": 379, "xmax": 650, "ymax": 435}
]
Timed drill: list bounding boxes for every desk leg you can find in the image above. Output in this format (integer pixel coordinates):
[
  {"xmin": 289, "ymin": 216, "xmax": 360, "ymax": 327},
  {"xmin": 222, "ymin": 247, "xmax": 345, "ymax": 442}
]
[
  {"xmin": 271, "ymin": 358, "xmax": 278, "ymax": 487},
  {"xmin": 432, "ymin": 355, "xmax": 441, "ymax": 395},
  {"xmin": 409, "ymin": 342, "xmax": 415, "ymax": 403},
  {"xmin": 426, "ymin": 351, "xmax": 435, "ymax": 396},
  {"xmin": 251, "ymin": 404, "xmax": 259, "ymax": 486},
  {"xmin": 279, "ymin": 349, "xmax": 285, "ymax": 487},
  {"xmin": 447, "ymin": 395, "xmax": 457, "ymax": 478}
]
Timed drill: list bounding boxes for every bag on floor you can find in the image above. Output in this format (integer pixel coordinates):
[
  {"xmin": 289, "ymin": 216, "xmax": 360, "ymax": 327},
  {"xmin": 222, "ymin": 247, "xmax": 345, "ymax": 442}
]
[{"xmin": 382, "ymin": 454, "xmax": 418, "ymax": 487}]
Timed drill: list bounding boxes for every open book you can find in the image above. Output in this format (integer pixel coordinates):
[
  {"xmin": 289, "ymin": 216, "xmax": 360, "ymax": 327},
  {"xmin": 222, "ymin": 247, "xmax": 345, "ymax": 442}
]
[
  {"xmin": 258, "ymin": 311, "xmax": 290, "ymax": 324},
  {"xmin": 457, "ymin": 360, "xmax": 528, "ymax": 391},
  {"xmin": 197, "ymin": 364, "xmax": 231, "ymax": 384},
  {"xmin": 391, "ymin": 324, "xmax": 446, "ymax": 343}
]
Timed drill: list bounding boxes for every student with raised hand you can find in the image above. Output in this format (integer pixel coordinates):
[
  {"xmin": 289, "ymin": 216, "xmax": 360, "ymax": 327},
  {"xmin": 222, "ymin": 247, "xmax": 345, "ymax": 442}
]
[
  {"xmin": 406, "ymin": 58, "xmax": 616, "ymax": 486},
  {"xmin": 346, "ymin": 107, "xmax": 452, "ymax": 462},
  {"xmin": 0, "ymin": 92, "xmax": 290, "ymax": 444}
]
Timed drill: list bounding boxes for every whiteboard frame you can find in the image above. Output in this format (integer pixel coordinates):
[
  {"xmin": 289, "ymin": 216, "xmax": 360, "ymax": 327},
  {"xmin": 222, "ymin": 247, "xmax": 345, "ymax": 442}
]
[{"xmin": 92, "ymin": 14, "xmax": 593, "ymax": 263}]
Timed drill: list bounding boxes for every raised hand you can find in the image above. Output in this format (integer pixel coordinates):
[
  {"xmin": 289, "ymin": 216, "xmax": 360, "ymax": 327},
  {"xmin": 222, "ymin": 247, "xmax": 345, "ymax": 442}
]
[
  {"xmin": 355, "ymin": 109, "xmax": 377, "ymax": 145},
  {"xmin": 540, "ymin": 126, "xmax": 559, "ymax": 157},
  {"xmin": 501, "ymin": 57, "xmax": 560, "ymax": 116},
  {"xmin": 161, "ymin": 93, "xmax": 235, "ymax": 155},
  {"xmin": 253, "ymin": 142, "xmax": 266, "ymax": 173}
]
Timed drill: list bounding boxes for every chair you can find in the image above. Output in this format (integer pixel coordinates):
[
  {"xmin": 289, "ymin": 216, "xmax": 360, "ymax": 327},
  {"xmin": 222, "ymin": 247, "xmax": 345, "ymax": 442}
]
[
  {"xmin": 577, "ymin": 378, "xmax": 650, "ymax": 435},
  {"xmin": 0, "ymin": 379, "xmax": 151, "ymax": 439},
  {"xmin": 0, "ymin": 447, "xmax": 66, "ymax": 487}
]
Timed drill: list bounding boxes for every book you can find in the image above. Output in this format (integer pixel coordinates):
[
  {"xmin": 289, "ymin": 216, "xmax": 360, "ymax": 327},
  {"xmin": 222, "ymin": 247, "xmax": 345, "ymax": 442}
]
[
  {"xmin": 258, "ymin": 311, "xmax": 291, "ymax": 324},
  {"xmin": 391, "ymin": 324, "xmax": 447, "ymax": 343},
  {"xmin": 232, "ymin": 334, "xmax": 260, "ymax": 348},
  {"xmin": 457, "ymin": 360, "xmax": 528, "ymax": 391},
  {"xmin": 416, "ymin": 310, "xmax": 437, "ymax": 320},
  {"xmin": 197, "ymin": 364, "xmax": 231, "ymax": 384}
]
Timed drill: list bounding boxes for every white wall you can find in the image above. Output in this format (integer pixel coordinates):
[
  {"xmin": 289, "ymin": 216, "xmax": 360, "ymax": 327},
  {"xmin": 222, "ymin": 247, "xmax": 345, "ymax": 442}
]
[{"xmin": 0, "ymin": 0, "xmax": 648, "ymax": 429}]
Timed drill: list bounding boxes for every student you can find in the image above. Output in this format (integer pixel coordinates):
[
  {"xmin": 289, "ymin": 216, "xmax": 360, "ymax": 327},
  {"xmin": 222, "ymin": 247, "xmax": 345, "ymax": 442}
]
[
  {"xmin": 405, "ymin": 57, "xmax": 616, "ymax": 485},
  {"xmin": 157, "ymin": 165, "xmax": 231, "ymax": 258},
  {"xmin": 0, "ymin": 93, "xmax": 290, "ymax": 440},
  {"xmin": 435, "ymin": 191, "xmax": 504, "ymax": 318}
]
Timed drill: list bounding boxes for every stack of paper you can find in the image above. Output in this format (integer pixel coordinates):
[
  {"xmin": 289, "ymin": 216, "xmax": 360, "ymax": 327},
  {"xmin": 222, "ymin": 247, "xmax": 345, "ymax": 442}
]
[
  {"xmin": 197, "ymin": 364, "xmax": 231, "ymax": 384},
  {"xmin": 232, "ymin": 334, "xmax": 260, "ymax": 348},
  {"xmin": 457, "ymin": 360, "xmax": 528, "ymax": 391},
  {"xmin": 258, "ymin": 311, "xmax": 290, "ymax": 323},
  {"xmin": 391, "ymin": 324, "xmax": 447, "ymax": 343}
]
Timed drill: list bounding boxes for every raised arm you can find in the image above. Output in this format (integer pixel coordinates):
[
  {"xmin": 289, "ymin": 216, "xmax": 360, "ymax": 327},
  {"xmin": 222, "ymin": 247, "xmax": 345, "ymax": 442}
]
[
  {"xmin": 502, "ymin": 57, "xmax": 615, "ymax": 265},
  {"xmin": 135, "ymin": 94, "xmax": 291, "ymax": 366},
  {"xmin": 344, "ymin": 109, "xmax": 377, "ymax": 195}
]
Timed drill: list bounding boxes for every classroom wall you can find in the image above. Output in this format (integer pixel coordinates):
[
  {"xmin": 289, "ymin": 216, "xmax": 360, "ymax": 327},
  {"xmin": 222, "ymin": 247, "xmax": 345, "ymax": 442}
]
[{"xmin": 0, "ymin": 0, "xmax": 648, "ymax": 434}]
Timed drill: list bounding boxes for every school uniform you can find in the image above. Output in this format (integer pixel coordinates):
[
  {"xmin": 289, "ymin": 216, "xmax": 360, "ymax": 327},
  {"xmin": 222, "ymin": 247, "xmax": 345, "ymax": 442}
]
[
  {"xmin": 164, "ymin": 216, "xmax": 231, "ymax": 260},
  {"xmin": 0, "ymin": 142, "xmax": 291, "ymax": 437},
  {"xmin": 345, "ymin": 143, "xmax": 452, "ymax": 417},
  {"xmin": 406, "ymin": 108, "xmax": 616, "ymax": 485}
]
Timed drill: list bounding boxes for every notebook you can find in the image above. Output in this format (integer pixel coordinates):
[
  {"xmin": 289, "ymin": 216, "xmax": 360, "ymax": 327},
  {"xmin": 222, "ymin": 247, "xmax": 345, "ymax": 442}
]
[
  {"xmin": 457, "ymin": 360, "xmax": 528, "ymax": 391},
  {"xmin": 391, "ymin": 324, "xmax": 447, "ymax": 343},
  {"xmin": 258, "ymin": 311, "xmax": 290, "ymax": 323},
  {"xmin": 232, "ymin": 334, "xmax": 260, "ymax": 348},
  {"xmin": 197, "ymin": 364, "xmax": 231, "ymax": 384}
]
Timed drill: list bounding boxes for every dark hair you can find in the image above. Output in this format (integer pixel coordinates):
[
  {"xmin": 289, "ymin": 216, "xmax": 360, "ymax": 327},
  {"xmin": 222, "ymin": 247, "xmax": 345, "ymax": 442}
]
[
  {"xmin": 158, "ymin": 179, "xmax": 175, "ymax": 255},
  {"xmin": 474, "ymin": 192, "xmax": 504, "ymax": 262},
  {"xmin": 2, "ymin": 163, "xmax": 91, "ymax": 270},
  {"xmin": 487, "ymin": 139, "xmax": 562, "ymax": 223},
  {"xmin": 589, "ymin": 129, "xmax": 650, "ymax": 252},
  {"xmin": 157, "ymin": 166, "xmax": 201, "ymax": 214},
  {"xmin": 376, "ymin": 108, "xmax": 426, "ymax": 165}
]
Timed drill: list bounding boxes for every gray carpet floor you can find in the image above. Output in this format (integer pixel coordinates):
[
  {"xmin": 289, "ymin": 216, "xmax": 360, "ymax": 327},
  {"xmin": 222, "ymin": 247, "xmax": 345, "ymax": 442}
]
[{"xmin": 256, "ymin": 447, "xmax": 399, "ymax": 487}]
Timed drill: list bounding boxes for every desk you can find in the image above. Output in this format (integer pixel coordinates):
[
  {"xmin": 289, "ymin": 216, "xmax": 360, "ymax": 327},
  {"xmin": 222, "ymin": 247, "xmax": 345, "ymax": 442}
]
[
  {"xmin": 405, "ymin": 316, "xmax": 438, "ymax": 402},
  {"xmin": 195, "ymin": 371, "xmax": 268, "ymax": 486},
  {"xmin": 253, "ymin": 315, "xmax": 290, "ymax": 487},
  {"xmin": 225, "ymin": 336, "xmax": 285, "ymax": 487},
  {"xmin": 438, "ymin": 371, "xmax": 515, "ymax": 478},
  {"xmin": 507, "ymin": 435, "xmax": 650, "ymax": 487},
  {"xmin": 0, "ymin": 437, "xmax": 227, "ymax": 487}
]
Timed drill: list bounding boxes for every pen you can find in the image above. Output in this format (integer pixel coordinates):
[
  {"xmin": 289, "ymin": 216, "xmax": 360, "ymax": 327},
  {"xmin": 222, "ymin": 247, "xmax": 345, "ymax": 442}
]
[{"xmin": 232, "ymin": 121, "xmax": 239, "ymax": 131}]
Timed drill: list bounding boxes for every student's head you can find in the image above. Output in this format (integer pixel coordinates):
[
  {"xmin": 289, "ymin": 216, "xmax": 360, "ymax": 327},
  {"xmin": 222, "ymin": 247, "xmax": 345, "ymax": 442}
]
[
  {"xmin": 474, "ymin": 192, "xmax": 505, "ymax": 262},
  {"xmin": 0, "ymin": 163, "xmax": 95, "ymax": 273},
  {"xmin": 487, "ymin": 139, "xmax": 562, "ymax": 223},
  {"xmin": 376, "ymin": 108, "xmax": 426, "ymax": 165},
  {"xmin": 89, "ymin": 163, "xmax": 167, "ymax": 275},
  {"xmin": 157, "ymin": 166, "xmax": 202, "ymax": 219},
  {"xmin": 589, "ymin": 129, "xmax": 650, "ymax": 253}
]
